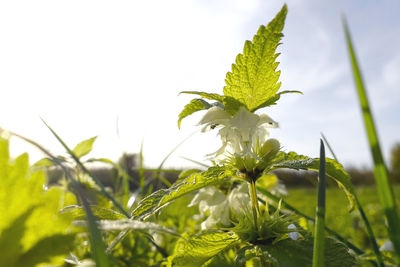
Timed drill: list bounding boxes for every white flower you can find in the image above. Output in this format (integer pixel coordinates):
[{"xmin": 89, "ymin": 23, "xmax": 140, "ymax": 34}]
[
  {"xmin": 228, "ymin": 183, "xmax": 251, "ymax": 217},
  {"xmin": 380, "ymin": 240, "xmax": 394, "ymax": 252},
  {"xmin": 198, "ymin": 106, "xmax": 278, "ymax": 160},
  {"xmin": 189, "ymin": 187, "xmax": 230, "ymax": 230},
  {"xmin": 288, "ymin": 224, "xmax": 299, "ymax": 240},
  {"xmin": 189, "ymin": 184, "xmax": 253, "ymax": 230}
]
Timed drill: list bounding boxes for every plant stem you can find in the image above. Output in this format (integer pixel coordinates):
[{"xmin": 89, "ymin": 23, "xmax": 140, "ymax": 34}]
[{"xmin": 249, "ymin": 180, "xmax": 259, "ymax": 230}]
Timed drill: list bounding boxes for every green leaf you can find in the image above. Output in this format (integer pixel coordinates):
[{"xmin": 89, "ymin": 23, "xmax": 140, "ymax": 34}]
[
  {"xmin": 180, "ymin": 91, "xmax": 225, "ymax": 102},
  {"xmin": 271, "ymin": 151, "xmax": 356, "ymax": 211},
  {"xmin": 178, "ymin": 99, "xmax": 211, "ymax": 128},
  {"xmin": 32, "ymin": 157, "xmax": 54, "ymax": 169},
  {"xmin": 223, "ymin": 4, "xmax": 287, "ymax": 111},
  {"xmin": 261, "ymin": 237, "xmax": 356, "ymax": 267},
  {"xmin": 0, "ymin": 138, "xmax": 76, "ymax": 267},
  {"xmin": 72, "ymin": 136, "xmax": 97, "ymax": 158},
  {"xmin": 178, "ymin": 91, "xmax": 244, "ymax": 118},
  {"xmin": 0, "ymin": 208, "xmax": 35, "ymax": 266},
  {"xmin": 168, "ymin": 231, "xmax": 239, "ymax": 267},
  {"xmin": 16, "ymin": 234, "xmax": 75, "ymax": 266},
  {"xmin": 60, "ymin": 205, "xmax": 126, "ymax": 220},
  {"xmin": 344, "ymin": 17, "xmax": 400, "ymax": 262},
  {"xmin": 131, "ymin": 166, "xmax": 232, "ymax": 219},
  {"xmin": 42, "ymin": 120, "xmax": 129, "ymax": 218},
  {"xmin": 74, "ymin": 219, "xmax": 179, "ymax": 236}
]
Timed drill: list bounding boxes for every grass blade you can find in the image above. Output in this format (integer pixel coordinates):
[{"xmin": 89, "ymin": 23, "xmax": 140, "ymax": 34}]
[
  {"xmin": 321, "ymin": 133, "xmax": 384, "ymax": 266},
  {"xmin": 79, "ymin": 192, "xmax": 111, "ymax": 267},
  {"xmin": 343, "ymin": 17, "xmax": 400, "ymax": 263},
  {"xmin": 41, "ymin": 119, "xmax": 130, "ymax": 218},
  {"xmin": 320, "ymin": 133, "xmax": 338, "ymax": 162},
  {"xmin": 313, "ymin": 139, "xmax": 326, "ymax": 267}
]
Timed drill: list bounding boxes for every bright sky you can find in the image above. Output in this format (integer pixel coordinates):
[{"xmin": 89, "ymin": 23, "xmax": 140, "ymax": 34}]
[{"xmin": 1, "ymin": 0, "xmax": 399, "ymax": 169}]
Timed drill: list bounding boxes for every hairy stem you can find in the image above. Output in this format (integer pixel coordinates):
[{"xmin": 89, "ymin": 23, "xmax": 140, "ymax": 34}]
[{"xmin": 249, "ymin": 180, "xmax": 260, "ymax": 230}]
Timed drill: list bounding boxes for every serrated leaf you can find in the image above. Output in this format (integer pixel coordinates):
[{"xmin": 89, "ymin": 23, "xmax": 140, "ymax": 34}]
[
  {"xmin": 16, "ymin": 234, "xmax": 75, "ymax": 266},
  {"xmin": 261, "ymin": 237, "xmax": 356, "ymax": 267},
  {"xmin": 168, "ymin": 231, "xmax": 239, "ymax": 267},
  {"xmin": 72, "ymin": 136, "xmax": 97, "ymax": 158},
  {"xmin": 0, "ymin": 138, "xmax": 76, "ymax": 266},
  {"xmin": 60, "ymin": 205, "xmax": 126, "ymax": 220},
  {"xmin": 222, "ymin": 96, "xmax": 246, "ymax": 115},
  {"xmin": 223, "ymin": 4, "xmax": 287, "ymax": 111},
  {"xmin": 271, "ymin": 151, "xmax": 356, "ymax": 211},
  {"xmin": 131, "ymin": 166, "xmax": 232, "ymax": 219},
  {"xmin": 178, "ymin": 99, "xmax": 211, "ymax": 128},
  {"xmin": 74, "ymin": 219, "xmax": 179, "ymax": 236}
]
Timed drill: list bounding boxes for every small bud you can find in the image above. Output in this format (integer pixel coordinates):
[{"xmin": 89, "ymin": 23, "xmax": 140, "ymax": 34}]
[{"xmin": 260, "ymin": 139, "xmax": 280, "ymax": 158}]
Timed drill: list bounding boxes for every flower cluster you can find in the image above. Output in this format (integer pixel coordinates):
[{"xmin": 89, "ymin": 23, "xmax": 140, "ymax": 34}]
[
  {"xmin": 189, "ymin": 177, "xmax": 288, "ymax": 230},
  {"xmin": 198, "ymin": 106, "xmax": 278, "ymax": 161}
]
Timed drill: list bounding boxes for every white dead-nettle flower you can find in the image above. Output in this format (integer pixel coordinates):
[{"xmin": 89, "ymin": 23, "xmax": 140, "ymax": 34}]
[
  {"xmin": 288, "ymin": 224, "xmax": 299, "ymax": 240},
  {"xmin": 189, "ymin": 187, "xmax": 230, "ymax": 230},
  {"xmin": 380, "ymin": 240, "xmax": 394, "ymax": 252},
  {"xmin": 189, "ymin": 184, "xmax": 251, "ymax": 230},
  {"xmin": 198, "ymin": 106, "xmax": 278, "ymax": 159}
]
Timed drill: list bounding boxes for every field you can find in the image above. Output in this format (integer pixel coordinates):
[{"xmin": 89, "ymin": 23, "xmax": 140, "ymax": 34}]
[
  {"xmin": 0, "ymin": 3, "xmax": 399, "ymax": 267},
  {"xmin": 286, "ymin": 186, "xmax": 399, "ymax": 250}
]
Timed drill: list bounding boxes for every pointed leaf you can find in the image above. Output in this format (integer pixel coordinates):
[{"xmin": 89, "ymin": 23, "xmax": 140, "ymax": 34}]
[
  {"xmin": 223, "ymin": 4, "xmax": 287, "ymax": 111},
  {"xmin": 271, "ymin": 151, "xmax": 356, "ymax": 211},
  {"xmin": 74, "ymin": 219, "xmax": 179, "ymax": 236},
  {"xmin": 131, "ymin": 166, "xmax": 233, "ymax": 219},
  {"xmin": 32, "ymin": 157, "xmax": 54, "ymax": 168},
  {"xmin": 168, "ymin": 231, "xmax": 239, "ymax": 267},
  {"xmin": 16, "ymin": 234, "xmax": 75, "ymax": 266},
  {"xmin": 178, "ymin": 99, "xmax": 211, "ymax": 128},
  {"xmin": 261, "ymin": 237, "xmax": 356, "ymax": 267},
  {"xmin": 0, "ymin": 138, "xmax": 76, "ymax": 266},
  {"xmin": 72, "ymin": 136, "xmax": 97, "ymax": 158},
  {"xmin": 180, "ymin": 91, "xmax": 225, "ymax": 102},
  {"xmin": 60, "ymin": 205, "xmax": 126, "ymax": 220}
]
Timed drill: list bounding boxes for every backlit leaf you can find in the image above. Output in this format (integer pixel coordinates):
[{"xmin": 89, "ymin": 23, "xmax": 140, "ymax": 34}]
[
  {"xmin": 72, "ymin": 136, "xmax": 97, "ymax": 158},
  {"xmin": 223, "ymin": 4, "xmax": 287, "ymax": 111}
]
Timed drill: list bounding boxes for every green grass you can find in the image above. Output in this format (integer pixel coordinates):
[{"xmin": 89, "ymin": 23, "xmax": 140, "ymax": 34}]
[{"xmin": 286, "ymin": 186, "xmax": 400, "ymax": 251}]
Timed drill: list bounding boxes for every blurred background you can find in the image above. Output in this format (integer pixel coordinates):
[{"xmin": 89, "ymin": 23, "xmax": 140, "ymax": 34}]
[{"xmin": 0, "ymin": 0, "xmax": 399, "ymax": 175}]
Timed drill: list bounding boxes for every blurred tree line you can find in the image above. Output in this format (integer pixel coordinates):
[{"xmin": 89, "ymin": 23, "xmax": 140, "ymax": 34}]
[{"xmin": 47, "ymin": 142, "xmax": 400, "ymax": 189}]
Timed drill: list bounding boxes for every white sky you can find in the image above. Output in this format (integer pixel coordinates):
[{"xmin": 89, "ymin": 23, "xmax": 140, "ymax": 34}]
[{"xmin": 1, "ymin": 0, "xmax": 399, "ymax": 169}]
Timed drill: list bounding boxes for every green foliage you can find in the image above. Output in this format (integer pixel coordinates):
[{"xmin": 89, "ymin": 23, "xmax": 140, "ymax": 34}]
[
  {"xmin": 167, "ymin": 231, "xmax": 239, "ymax": 267},
  {"xmin": 178, "ymin": 99, "xmax": 211, "ymax": 128},
  {"xmin": 223, "ymin": 4, "xmax": 287, "ymax": 112},
  {"xmin": 271, "ymin": 151, "xmax": 356, "ymax": 211},
  {"xmin": 74, "ymin": 219, "xmax": 179, "ymax": 236},
  {"xmin": 344, "ymin": 18, "xmax": 400, "ymax": 262},
  {"xmin": 178, "ymin": 4, "xmax": 298, "ymax": 127},
  {"xmin": 260, "ymin": 236, "xmax": 356, "ymax": 266},
  {"xmin": 131, "ymin": 166, "xmax": 233, "ymax": 219},
  {"xmin": 390, "ymin": 143, "xmax": 400, "ymax": 181},
  {"xmin": 61, "ymin": 205, "xmax": 126, "ymax": 220},
  {"xmin": 231, "ymin": 204, "xmax": 294, "ymax": 244},
  {"xmin": 179, "ymin": 91, "xmax": 245, "ymax": 118},
  {"xmin": 0, "ymin": 138, "xmax": 75, "ymax": 266},
  {"xmin": 73, "ymin": 136, "xmax": 98, "ymax": 159}
]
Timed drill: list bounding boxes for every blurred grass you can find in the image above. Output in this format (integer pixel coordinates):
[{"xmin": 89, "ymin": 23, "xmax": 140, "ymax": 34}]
[{"xmin": 286, "ymin": 186, "xmax": 400, "ymax": 250}]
